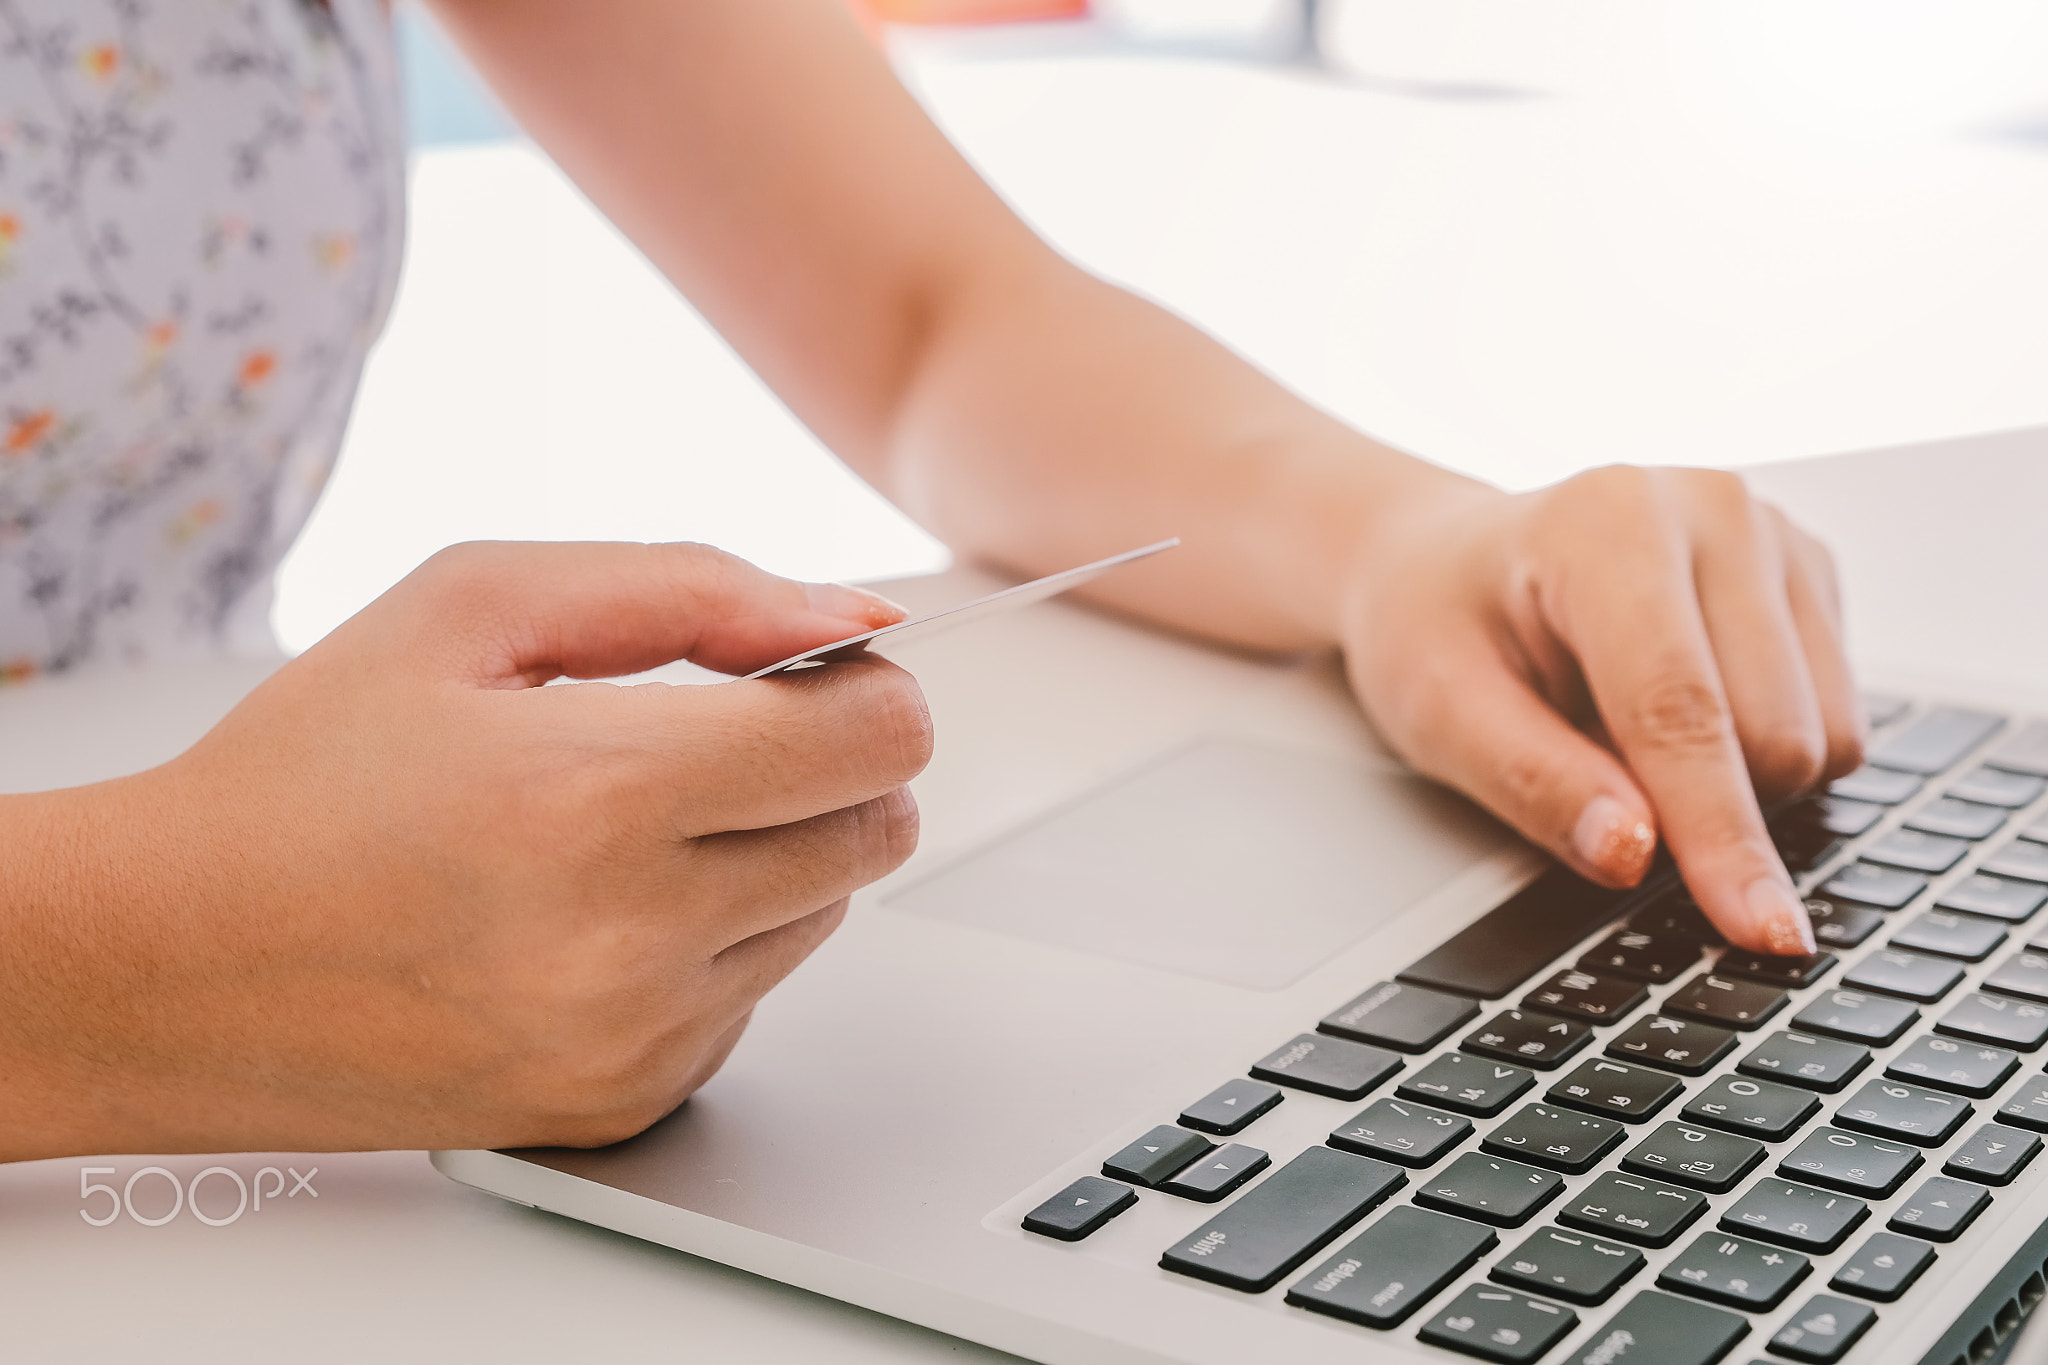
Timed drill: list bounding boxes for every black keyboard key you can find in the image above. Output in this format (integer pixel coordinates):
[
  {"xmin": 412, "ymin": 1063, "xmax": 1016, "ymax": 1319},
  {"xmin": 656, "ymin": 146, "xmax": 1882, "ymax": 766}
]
[
  {"xmin": 1484, "ymin": 1104, "xmax": 1627, "ymax": 1173},
  {"xmin": 1417, "ymin": 1284, "xmax": 1579, "ymax": 1363},
  {"xmin": 1842, "ymin": 949, "xmax": 1965, "ymax": 1002},
  {"xmin": 1950, "ymin": 765, "xmax": 2046, "ymax": 808},
  {"xmin": 1738, "ymin": 1032, "xmax": 1871, "ymax": 1092},
  {"xmin": 1983, "ymin": 950, "xmax": 2048, "ymax": 1002},
  {"xmin": 1989, "ymin": 720, "xmax": 2048, "ymax": 777},
  {"xmin": 1287, "ymin": 1205, "xmax": 1498, "ymax": 1327},
  {"xmin": 1983, "ymin": 838, "xmax": 2048, "ymax": 884},
  {"xmin": 1830, "ymin": 766, "xmax": 1923, "ymax": 805},
  {"xmin": 1665, "ymin": 974, "xmax": 1788, "ymax": 1031},
  {"xmin": 1936, "ymin": 991, "xmax": 2048, "ymax": 1051},
  {"xmin": 1160, "ymin": 1146, "xmax": 1407, "ymax": 1292},
  {"xmin": 1491, "ymin": 1227, "xmax": 1645, "ymax": 1306},
  {"xmin": 1328, "ymin": 1097, "xmax": 1473, "ymax": 1167},
  {"xmin": 1790, "ymin": 989, "xmax": 1919, "ymax": 1046},
  {"xmin": 1806, "ymin": 897, "xmax": 1886, "ymax": 949},
  {"xmin": 1997, "ymin": 1076, "xmax": 2048, "ymax": 1131},
  {"xmin": 1717, "ymin": 950, "xmax": 1836, "ymax": 989},
  {"xmin": 1777, "ymin": 1126, "xmax": 1922, "ymax": 1197},
  {"xmin": 1103, "ymin": 1125, "xmax": 1214, "ymax": 1187},
  {"xmin": 1524, "ymin": 968, "xmax": 1650, "ymax": 1024},
  {"xmin": 1465, "ymin": 1010, "xmax": 1595, "ymax": 1071},
  {"xmin": 1905, "ymin": 798, "xmax": 2008, "ymax": 841},
  {"xmin": 1719, "ymin": 1179, "xmax": 1867, "ymax": 1253},
  {"xmin": 1819, "ymin": 863, "xmax": 1928, "ymax": 910},
  {"xmin": 1829, "ymin": 1231, "xmax": 1936, "ymax": 1302},
  {"xmin": 1179, "ymin": 1078, "xmax": 1282, "ymax": 1135},
  {"xmin": 1771, "ymin": 804, "xmax": 1849, "ymax": 875},
  {"xmin": 1631, "ymin": 893, "xmax": 1724, "ymax": 944},
  {"xmin": 1607, "ymin": 1015, "xmax": 1738, "ymax": 1076},
  {"xmin": 1621, "ymin": 1123, "xmax": 1766, "ymax": 1193},
  {"xmin": 1558, "ymin": 1170, "xmax": 1707, "ymax": 1247},
  {"xmin": 1251, "ymin": 1033, "xmax": 1401, "ymax": 1100},
  {"xmin": 1682, "ymin": 1074, "xmax": 1820, "ymax": 1140},
  {"xmin": 1889, "ymin": 910, "xmax": 2008, "ymax": 962},
  {"xmin": 1564, "ymin": 1291, "xmax": 1750, "ymax": 1365},
  {"xmin": 1657, "ymin": 1231, "xmax": 1810, "ymax": 1311},
  {"xmin": 1159, "ymin": 1142, "xmax": 1270, "ymax": 1201},
  {"xmin": 1400, "ymin": 867, "xmax": 1627, "ymax": 1001},
  {"xmin": 1884, "ymin": 1035, "xmax": 2018, "ymax": 1097},
  {"xmin": 1580, "ymin": 929, "xmax": 1699, "ymax": 984},
  {"xmin": 1548, "ymin": 1058, "xmax": 1684, "ymax": 1123},
  {"xmin": 1940, "ymin": 874, "xmax": 2048, "ymax": 923},
  {"xmin": 1885, "ymin": 1176, "xmax": 1989, "ymax": 1242},
  {"xmin": 1414, "ymin": 1153, "xmax": 1564, "ymax": 1227},
  {"xmin": 1943, "ymin": 1123, "xmax": 2041, "ymax": 1186},
  {"xmin": 1770, "ymin": 1294, "xmax": 1877, "ymax": 1363},
  {"xmin": 1866, "ymin": 706, "xmax": 2003, "ymax": 775},
  {"xmin": 1320, "ymin": 980, "xmax": 1480, "ymax": 1053},
  {"xmin": 1023, "ymin": 1176, "xmax": 1137, "ymax": 1241},
  {"xmin": 1398, "ymin": 1052, "xmax": 1536, "ymax": 1117},
  {"xmin": 1835, "ymin": 1078, "xmax": 1974, "ymax": 1146},
  {"xmin": 1863, "ymin": 828, "xmax": 1969, "ymax": 874}
]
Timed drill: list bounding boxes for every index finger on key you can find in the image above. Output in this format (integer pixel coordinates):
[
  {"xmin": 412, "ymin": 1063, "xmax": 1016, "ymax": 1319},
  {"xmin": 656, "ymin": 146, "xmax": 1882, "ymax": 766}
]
[{"xmin": 1557, "ymin": 512, "xmax": 1814, "ymax": 957}]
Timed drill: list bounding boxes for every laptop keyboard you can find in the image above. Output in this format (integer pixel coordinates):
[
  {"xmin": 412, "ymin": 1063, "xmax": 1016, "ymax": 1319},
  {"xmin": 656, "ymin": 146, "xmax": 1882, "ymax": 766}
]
[{"xmin": 1020, "ymin": 699, "xmax": 2048, "ymax": 1364}]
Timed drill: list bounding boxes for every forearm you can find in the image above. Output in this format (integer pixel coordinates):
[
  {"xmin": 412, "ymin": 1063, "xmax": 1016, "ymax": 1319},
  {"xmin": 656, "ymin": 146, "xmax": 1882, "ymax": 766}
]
[
  {"xmin": 879, "ymin": 254, "xmax": 1483, "ymax": 652},
  {"xmin": 427, "ymin": 0, "xmax": 1482, "ymax": 654}
]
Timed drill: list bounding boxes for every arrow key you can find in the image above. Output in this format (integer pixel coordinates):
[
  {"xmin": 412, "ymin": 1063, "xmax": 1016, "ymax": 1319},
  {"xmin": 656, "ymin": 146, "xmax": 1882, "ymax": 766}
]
[
  {"xmin": 1179, "ymin": 1078, "xmax": 1282, "ymax": 1135},
  {"xmin": 1886, "ymin": 1176, "xmax": 1991, "ymax": 1242},
  {"xmin": 1942, "ymin": 1122, "xmax": 2042, "ymax": 1186},
  {"xmin": 1102, "ymin": 1124, "xmax": 1214, "ymax": 1187},
  {"xmin": 1022, "ymin": 1176, "xmax": 1137, "ymax": 1241},
  {"xmin": 1769, "ymin": 1293, "xmax": 1877, "ymax": 1363},
  {"xmin": 1159, "ymin": 1142, "xmax": 1272, "ymax": 1203}
]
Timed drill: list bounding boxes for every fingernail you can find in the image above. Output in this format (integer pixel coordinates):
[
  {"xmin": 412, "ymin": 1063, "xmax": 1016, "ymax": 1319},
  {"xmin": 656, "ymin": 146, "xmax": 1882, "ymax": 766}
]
[
  {"xmin": 1747, "ymin": 875, "xmax": 1818, "ymax": 956},
  {"xmin": 1572, "ymin": 794, "xmax": 1656, "ymax": 885},
  {"xmin": 805, "ymin": 582, "xmax": 908, "ymax": 629}
]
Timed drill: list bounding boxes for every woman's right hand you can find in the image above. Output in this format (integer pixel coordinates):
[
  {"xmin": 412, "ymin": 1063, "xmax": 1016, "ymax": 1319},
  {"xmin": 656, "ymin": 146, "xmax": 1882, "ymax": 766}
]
[{"xmin": 0, "ymin": 542, "xmax": 931, "ymax": 1162}]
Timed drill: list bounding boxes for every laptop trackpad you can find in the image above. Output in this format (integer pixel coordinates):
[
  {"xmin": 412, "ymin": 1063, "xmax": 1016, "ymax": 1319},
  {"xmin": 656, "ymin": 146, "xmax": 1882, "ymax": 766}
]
[{"xmin": 885, "ymin": 737, "xmax": 1510, "ymax": 990}]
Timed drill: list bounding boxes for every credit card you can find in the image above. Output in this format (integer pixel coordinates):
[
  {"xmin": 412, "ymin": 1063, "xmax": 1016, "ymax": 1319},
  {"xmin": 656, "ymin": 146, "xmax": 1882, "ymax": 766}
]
[{"xmin": 745, "ymin": 538, "xmax": 1180, "ymax": 679}]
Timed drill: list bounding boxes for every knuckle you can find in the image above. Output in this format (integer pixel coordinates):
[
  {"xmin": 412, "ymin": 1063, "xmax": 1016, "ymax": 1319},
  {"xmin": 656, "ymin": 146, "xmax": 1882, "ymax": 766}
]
[
  {"xmin": 854, "ymin": 667, "xmax": 935, "ymax": 784},
  {"xmin": 1748, "ymin": 727, "xmax": 1827, "ymax": 798},
  {"xmin": 1629, "ymin": 672, "xmax": 1732, "ymax": 754}
]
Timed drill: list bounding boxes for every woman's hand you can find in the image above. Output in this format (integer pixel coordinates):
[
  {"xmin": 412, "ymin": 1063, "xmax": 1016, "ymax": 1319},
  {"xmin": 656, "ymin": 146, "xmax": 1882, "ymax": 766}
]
[
  {"xmin": 1340, "ymin": 465, "xmax": 1863, "ymax": 956},
  {"xmin": 0, "ymin": 542, "xmax": 929, "ymax": 1162}
]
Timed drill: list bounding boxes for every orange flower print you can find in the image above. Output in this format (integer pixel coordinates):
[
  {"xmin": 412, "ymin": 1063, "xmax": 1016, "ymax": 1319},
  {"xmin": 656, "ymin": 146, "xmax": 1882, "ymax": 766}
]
[
  {"xmin": 313, "ymin": 233, "xmax": 355, "ymax": 271},
  {"xmin": 0, "ymin": 657, "xmax": 38, "ymax": 687},
  {"xmin": 0, "ymin": 212, "xmax": 17, "ymax": 272},
  {"xmin": 5, "ymin": 408, "xmax": 55, "ymax": 456},
  {"xmin": 81, "ymin": 44, "xmax": 120, "ymax": 82},
  {"xmin": 145, "ymin": 320, "xmax": 177, "ymax": 355},
  {"xmin": 169, "ymin": 498, "xmax": 224, "ymax": 545},
  {"xmin": 238, "ymin": 349, "xmax": 278, "ymax": 388}
]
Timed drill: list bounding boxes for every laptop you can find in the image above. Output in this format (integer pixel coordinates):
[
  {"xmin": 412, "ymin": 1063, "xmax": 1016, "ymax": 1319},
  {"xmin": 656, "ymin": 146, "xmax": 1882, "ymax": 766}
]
[{"xmin": 369, "ymin": 429, "xmax": 2048, "ymax": 1363}]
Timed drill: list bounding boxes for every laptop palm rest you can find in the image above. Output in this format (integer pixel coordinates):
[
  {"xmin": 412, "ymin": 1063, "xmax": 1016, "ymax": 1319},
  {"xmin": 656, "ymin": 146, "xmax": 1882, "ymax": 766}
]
[{"xmin": 884, "ymin": 736, "xmax": 1508, "ymax": 991}]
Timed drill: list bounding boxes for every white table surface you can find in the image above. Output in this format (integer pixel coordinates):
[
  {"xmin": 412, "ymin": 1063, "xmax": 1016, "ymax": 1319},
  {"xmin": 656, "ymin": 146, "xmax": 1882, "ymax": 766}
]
[{"xmin": 7, "ymin": 7, "xmax": 2048, "ymax": 1361}]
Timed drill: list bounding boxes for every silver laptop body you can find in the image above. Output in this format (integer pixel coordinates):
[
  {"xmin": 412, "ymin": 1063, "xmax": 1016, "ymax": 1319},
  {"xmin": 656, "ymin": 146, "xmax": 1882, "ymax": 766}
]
[{"xmin": 435, "ymin": 428, "xmax": 2043, "ymax": 1365}]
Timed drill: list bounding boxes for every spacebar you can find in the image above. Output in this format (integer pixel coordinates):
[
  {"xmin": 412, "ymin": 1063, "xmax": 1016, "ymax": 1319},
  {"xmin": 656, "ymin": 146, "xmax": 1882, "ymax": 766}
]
[
  {"xmin": 1159, "ymin": 1147, "xmax": 1406, "ymax": 1293},
  {"xmin": 1397, "ymin": 866, "xmax": 1629, "ymax": 1000}
]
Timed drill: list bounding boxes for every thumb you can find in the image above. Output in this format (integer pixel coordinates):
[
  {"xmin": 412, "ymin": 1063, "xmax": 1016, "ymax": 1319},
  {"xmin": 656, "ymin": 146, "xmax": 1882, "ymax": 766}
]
[
  {"xmin": 1367, "ymin": 639, "xmax": 1660, "ymax": 891},
  {"xmin": 367, "ymin": 541, "xmax": 904, "ymax": 685}
]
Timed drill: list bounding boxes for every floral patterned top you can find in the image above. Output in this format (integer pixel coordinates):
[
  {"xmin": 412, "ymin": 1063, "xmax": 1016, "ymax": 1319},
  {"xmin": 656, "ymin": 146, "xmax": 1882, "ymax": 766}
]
[{"xmin": 0, "ymin": 0, "xmax": 403, "ymax": 680}]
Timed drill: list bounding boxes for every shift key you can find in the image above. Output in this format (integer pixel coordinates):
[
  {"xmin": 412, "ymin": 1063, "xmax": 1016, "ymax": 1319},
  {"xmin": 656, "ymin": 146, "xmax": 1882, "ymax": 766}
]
[{"xmin": 1161, "ymin": 1147, "xmax": 1408, "ymax": 1292}]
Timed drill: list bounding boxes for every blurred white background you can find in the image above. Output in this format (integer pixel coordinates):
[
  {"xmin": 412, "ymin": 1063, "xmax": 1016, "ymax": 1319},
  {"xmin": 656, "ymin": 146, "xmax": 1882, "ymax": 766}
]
[{"xmin": 273, "ymin": 0, "xmax": 2048, "ymax": 652}]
